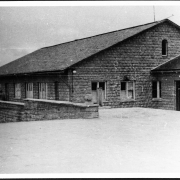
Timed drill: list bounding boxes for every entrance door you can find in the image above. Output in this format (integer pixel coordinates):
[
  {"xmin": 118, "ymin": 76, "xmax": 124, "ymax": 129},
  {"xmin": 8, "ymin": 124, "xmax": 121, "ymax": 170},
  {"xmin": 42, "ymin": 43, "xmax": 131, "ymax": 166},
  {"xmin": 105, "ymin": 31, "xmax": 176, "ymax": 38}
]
[
  {"xmin": 91, "ymin": 82, "xmax": 106, "ymax": 105},
  {"xmin": 26, "ymin": 83, "xmax": 33, "ymax": 98},
  {"xmin": 176, "ymin": 81, "xmax": 180, "ymax": 111},
  {"xmin": 39, "ymin": 83, "xmax": 47, "ymax": 99}
]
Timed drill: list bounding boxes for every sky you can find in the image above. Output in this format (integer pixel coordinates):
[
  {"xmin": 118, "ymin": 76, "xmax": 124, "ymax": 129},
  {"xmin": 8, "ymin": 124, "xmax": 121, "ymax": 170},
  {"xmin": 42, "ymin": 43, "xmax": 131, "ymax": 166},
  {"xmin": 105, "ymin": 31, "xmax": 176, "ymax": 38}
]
[{"xmin": 1, "ymin": 2, "xmax": 180, "ymax": 66}]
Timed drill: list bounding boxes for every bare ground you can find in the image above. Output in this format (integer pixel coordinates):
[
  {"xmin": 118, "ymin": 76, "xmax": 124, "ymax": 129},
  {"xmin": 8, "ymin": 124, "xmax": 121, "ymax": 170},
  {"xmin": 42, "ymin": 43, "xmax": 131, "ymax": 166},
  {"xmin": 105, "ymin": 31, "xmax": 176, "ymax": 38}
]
[{"xmin": 1, "ymin": 107, "xmax": 180, "ymax": 173}]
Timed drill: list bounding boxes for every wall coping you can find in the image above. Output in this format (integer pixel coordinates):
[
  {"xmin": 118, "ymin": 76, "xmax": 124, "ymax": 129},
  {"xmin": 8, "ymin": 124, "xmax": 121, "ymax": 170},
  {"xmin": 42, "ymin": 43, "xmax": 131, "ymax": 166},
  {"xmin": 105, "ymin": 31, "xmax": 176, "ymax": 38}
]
[
  {"xmin": 24, "ymin": 98, "xmax": 98, "ymax": 108},
  {"xmin": 0, "ymin": 100, "xmax": 25, "ymax": 106}
]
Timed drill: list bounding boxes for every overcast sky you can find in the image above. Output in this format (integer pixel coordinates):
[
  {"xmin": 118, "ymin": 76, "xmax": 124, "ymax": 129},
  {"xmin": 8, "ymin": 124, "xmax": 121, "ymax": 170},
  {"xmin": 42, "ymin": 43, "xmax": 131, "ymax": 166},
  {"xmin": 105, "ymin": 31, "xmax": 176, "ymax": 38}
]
[{"xmin": 1, "ymin": 3, "xmax": 180, "ymax": 66}]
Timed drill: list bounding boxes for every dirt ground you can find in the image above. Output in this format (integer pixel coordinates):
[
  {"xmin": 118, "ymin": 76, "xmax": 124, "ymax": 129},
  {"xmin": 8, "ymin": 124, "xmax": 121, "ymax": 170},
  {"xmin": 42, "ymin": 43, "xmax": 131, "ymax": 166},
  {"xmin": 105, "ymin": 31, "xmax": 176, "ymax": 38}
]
[{"xmin": 1, "ymin": 107, "xmax": 180, "ymax": 174}]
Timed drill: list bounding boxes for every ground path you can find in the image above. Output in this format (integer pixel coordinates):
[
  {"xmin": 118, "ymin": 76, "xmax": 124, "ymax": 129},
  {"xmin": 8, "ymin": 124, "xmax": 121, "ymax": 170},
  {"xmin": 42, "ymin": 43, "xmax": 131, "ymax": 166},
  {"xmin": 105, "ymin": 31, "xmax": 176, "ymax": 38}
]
[{"xmin": 0, "ymin": 108, "xmax": 180, "ymax": 173}]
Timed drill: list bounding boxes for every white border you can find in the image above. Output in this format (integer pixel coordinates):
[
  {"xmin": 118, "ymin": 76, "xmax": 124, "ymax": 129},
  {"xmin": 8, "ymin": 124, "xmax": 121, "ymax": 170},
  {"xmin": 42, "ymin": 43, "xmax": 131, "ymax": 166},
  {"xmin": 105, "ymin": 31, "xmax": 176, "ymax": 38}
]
[
  {"xmin": 1, "ymin": 2, "xmax": 180, "ymax": 178},
  {"xmin": 1, "ymin": 1, "xmax": 180, "ymax": 6},
  {"xmin": 1, "ymin": 173, "xmax": 180, "ymax": 178}
]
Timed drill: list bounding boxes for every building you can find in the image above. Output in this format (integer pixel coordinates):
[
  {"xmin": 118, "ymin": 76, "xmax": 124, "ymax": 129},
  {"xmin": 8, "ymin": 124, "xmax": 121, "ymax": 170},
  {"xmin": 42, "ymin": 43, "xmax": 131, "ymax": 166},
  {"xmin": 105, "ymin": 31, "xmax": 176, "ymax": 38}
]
[{"xmin": 1, "ymin": 18, "xmax": 180, "ymax": 110}]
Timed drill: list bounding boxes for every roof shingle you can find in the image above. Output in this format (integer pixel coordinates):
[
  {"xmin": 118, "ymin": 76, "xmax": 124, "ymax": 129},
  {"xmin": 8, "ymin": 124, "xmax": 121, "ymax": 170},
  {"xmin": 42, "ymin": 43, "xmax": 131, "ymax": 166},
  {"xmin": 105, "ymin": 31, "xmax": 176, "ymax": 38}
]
[
  {"xmin": 151, "ymin": 54, "xmax": 180, "ymax": 72},
  {"xmin": 0, "ymin": 19, "xmax": 173, "ymax": 76}
]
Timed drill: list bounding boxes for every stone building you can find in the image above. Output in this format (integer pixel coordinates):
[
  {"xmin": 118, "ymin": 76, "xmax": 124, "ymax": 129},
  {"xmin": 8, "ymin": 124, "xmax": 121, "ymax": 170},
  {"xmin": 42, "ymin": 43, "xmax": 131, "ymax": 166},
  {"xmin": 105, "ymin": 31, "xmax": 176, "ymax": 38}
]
[{"xmin": 1, "ymin": 18, "xmax": 180, "ymax": 110}]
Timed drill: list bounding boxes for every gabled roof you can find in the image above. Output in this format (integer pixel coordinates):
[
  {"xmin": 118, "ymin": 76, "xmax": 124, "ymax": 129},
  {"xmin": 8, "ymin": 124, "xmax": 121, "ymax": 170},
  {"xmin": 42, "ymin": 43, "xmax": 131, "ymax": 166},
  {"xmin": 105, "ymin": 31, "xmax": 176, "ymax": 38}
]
[
  {"xmin": 151, "ymin": 54, "xmax": 180, "ymax": 72},
  {"xmin": 0, "ymin": 19, "xmax": 178, "ymax": 76}
]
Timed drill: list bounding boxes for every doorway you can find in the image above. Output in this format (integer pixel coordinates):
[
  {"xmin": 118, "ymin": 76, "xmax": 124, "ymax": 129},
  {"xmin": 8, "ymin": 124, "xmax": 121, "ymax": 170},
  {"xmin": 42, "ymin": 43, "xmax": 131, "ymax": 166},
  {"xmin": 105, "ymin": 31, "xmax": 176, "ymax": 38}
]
[
  {"xmin": 176, "ymin": 81, "xmax": 180, "ymax": 111},
  {"xmin": 91, "ymin": 81, "xmax": 106, "ymax": 106},
  {"xmin": 26, "ymin": 83, "xmax": 33, "ymax": 98}
]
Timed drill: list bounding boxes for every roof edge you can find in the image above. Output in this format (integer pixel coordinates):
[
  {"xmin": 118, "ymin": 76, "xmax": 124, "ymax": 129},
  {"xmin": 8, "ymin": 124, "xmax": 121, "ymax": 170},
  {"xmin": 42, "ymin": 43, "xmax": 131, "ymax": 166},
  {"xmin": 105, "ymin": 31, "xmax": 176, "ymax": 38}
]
[
  {"xmin": 66, "ymin": 19, "xmax": 166, "ymax": 70},
  {"xmin": 151, "ymin": 54, "xmax": 180, "ymax": 72},
  {"xmin": 41, "ymin": 20, "xmax": 162, "ymax": 50},
  {"xmin": 0, "ymin": 69, "xmax": 65, "ymax": 77},
  {"xmin": 0, "ymin": 19, "xmax": 179, "ymax": 76}
]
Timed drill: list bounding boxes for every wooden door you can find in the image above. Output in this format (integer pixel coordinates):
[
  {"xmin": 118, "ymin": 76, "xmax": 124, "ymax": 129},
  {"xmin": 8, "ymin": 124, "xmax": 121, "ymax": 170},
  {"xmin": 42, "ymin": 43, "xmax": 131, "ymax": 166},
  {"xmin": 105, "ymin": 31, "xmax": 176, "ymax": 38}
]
[
  {"xmin": 99, "ymin": 82, "xmax": 106, "ymax": 102},
  {"xmin": 39, "ymin": 83, "xmax": 47, "ymax": 99},
  {"xmin": 91, "ymin": 82, "xmax": 106, "ymax": 105},
  {"xmin": 26, "ymin": 83, "xmax": 33, "ymax": 98},
  {"xmin": 97, "ymin": 87, "xmax": 103, "ymax": 106},
  {"xmin": 176, "ymin": 81, "xmax": 180, "ymax": 111}
]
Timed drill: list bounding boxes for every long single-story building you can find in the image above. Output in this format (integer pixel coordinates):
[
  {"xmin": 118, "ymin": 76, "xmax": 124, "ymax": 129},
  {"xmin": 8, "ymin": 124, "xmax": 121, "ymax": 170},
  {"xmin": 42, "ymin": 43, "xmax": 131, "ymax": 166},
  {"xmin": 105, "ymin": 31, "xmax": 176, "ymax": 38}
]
[{"xmin": 1, "ymin": 18, "xmax": 180, "ymax": 110}]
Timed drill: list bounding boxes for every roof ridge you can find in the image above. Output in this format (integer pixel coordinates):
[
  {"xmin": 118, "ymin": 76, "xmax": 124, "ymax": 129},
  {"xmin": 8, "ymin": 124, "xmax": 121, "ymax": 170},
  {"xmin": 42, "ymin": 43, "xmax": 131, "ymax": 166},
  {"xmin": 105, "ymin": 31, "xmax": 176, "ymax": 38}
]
[
  {"xmin": 41, "ymin": 20, "xmax": 160, "ymax": 50},
  {"xmin": 0, "ymin": 18, "xmax": 176, "ymax": 76}
]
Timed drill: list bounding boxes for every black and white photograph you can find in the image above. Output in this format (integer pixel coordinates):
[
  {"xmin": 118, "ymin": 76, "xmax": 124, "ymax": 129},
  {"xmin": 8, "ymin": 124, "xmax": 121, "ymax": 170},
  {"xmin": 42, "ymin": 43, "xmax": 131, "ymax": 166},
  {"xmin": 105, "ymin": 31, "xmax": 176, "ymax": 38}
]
[{"xmin": 1, "ymin": 1, "xmax": 180, "ymax": 177}]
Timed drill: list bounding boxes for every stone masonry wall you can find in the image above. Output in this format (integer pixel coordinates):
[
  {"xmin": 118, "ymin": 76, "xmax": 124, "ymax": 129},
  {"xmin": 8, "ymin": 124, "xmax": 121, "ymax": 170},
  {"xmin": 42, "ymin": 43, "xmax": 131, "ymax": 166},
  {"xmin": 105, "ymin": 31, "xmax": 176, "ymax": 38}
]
[
  {"xmin": 70, "ymin": 21, "xmax": 180, "ymax": 110},
  {"xmin": 1, "ymin": 21, "xmax": 180, "ymax": 110},
  {"xmin": 0, "ymin": 99, "xmax": 98, "ymax": 123},
  {"xmin": 150, "ymin": 72, "xmax": 180, "ymax": 110},
  {"xmin": 23, "ymin": 99, "xmax": 98, "ymax": 121},
  {"xmin": 0, "ymin": 101, "xmax": 24, "ymax": 122}
]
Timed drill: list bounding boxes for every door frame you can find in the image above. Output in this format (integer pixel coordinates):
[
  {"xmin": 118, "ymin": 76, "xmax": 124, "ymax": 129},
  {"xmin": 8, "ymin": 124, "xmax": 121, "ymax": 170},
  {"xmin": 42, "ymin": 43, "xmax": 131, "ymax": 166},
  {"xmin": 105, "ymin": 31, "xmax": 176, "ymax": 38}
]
[
  {"xmin": 176, "ymin": 81, "xmax": 180, "ymax": 111},
  {"xmin": 39, "ymin": 82, "xmax": 47, "ymax": 99},
  {"xmin": 91, "ymin": 81, "xmax": 107, "ymax": 105},
  {"xmin": 26, "ymin": 83, "xmax": 33, "ymax": 98}
]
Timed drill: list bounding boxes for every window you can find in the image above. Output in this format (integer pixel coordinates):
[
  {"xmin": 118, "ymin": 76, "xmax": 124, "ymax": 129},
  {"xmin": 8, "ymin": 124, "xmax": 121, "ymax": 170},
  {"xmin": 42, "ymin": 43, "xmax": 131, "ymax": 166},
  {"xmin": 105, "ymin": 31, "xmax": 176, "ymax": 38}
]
[
  {"xmin": 152, "ymin": 81, "xmax": 161, "ymax": 99},
  {"xmin": 26, "ymin": 83, "xmax": 33, "ymax": 98},
  {"xmin": 91, "ymin": 81, "xmax": 106, "ymax": 103},
  {"xmin": 162, "ymin": 39, "xmax": 168, "ymax": 56},
  {"xmin": 39, "ymin": 83, "xmax": 47, "ymax": 99},
  {"xmin": 120, "ymin": 81, "xmax": 135, "ymax": 100},
  {"xmin": 15, "ymin": 83, "xmax": 21, "ymax": 99}
]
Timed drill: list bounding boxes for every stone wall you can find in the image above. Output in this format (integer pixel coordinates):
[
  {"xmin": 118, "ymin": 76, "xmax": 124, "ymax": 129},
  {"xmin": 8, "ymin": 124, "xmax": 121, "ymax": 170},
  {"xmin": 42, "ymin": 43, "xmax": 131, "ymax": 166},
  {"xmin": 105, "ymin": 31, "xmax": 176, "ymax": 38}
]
[
  {"xmin": 1, "ymin": 21, "xmax": 180, "ymax": 110},
  {"xmin": 0, "ymin": 99, "xmax": 98, "ymax": 123},
  {"xmin": 150, "ymin": 72, "xmax": 180, "ymax": 110},
  {"xmin": 70, "ymin": 21, "xmax": 180, "ymax": 109},
  {"xmin": 0, "ymin": 101, "xmax": 25, "ymax": 122},
  {"xmin": 23, "ymin": 99, "xmax": 98, "ymax": 121}
]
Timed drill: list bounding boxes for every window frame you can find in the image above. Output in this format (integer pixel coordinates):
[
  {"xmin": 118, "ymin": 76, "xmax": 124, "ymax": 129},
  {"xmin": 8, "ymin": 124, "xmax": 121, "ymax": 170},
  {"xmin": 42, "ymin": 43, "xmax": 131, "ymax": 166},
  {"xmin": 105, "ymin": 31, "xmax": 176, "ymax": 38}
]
[
  {"xmin": 91, "ymin": 81, "xmax": 107, "ymax": 100},
  {"xmin": 120, "ymin": 81, "xmax": 135, "ymax": 101},
  {"xmin": 14, "ymin": 83, "xmax": 21, "ymax": 99},
  {"xmin": 152, "ymin": 81, "xmax": 161, "ymax": 99},
  {"xmin": 26, "ymin": 83, "xmax": 33, "ymax": 98},
  {"xmin": 38, "ymin": 82, "xmax": 48, "ymax": 99},
  {"xmin": 162, "ymin": 39, "xmax": 168, "ymax": 56}
]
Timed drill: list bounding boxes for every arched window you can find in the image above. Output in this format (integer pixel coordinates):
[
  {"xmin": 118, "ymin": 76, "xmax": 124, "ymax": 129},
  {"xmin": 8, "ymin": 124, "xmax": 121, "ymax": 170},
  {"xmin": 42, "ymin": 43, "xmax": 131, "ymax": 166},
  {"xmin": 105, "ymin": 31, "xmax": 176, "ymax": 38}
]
[{"xmin": 162, "ymin": 39, "xmax": 168, "ymax": 56}]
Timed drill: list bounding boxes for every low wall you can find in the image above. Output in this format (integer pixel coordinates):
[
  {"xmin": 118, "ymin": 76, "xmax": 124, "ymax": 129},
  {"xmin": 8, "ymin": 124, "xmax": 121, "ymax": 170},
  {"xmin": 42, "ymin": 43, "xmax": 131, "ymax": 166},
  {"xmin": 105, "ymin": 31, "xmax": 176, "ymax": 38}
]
[
  {"xmin": 0, "ymin": 99, "xmax": 99, "ymax": 123},
  {"xmin": 0, "ymin": 101, "xmax": 25, "ymax": 123}
]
